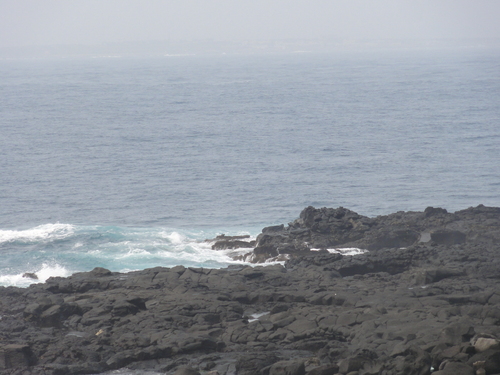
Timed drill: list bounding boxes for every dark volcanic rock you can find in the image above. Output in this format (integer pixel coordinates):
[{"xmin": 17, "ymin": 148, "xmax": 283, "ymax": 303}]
[
  {"xmin": 269, "ymin": 359, "xmax": 305, "ymax": 375},
  {"xmin": 431, "ymin": 229, "xmax": 467, "ymax": 245},
  {"xmin": 0, "ymin": 205, "xmax": 499, "ymax": 375},
  {"xmin": 22, "ymin": 273, "xmax": 38, "ymax": 280},
  {"xmin": 207, "ymin": 234, "xmax": 256, "ymax": 250},
  {"xmin": 250, "ymin": 204, "xmax": 500, "ymax": 262},
  {"xmin": 0, "ymin": 344, "xmax": 36, "ymax": 369}
]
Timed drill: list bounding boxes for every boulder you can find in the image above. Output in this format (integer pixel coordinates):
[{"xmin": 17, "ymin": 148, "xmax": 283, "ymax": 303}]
[
  {"xmin": 268, "ymin": 359, "xmax": 306, "ymax": 375},
  {"xmin": 365, "ymin": 229, "xmax": 420, "ymax": 250},
  {"xmin": 431, "ymin": 230, "xmax": 466, "ymax": 245},
  {"xmin": 338, "ymin": 349, "xmax": 379, "ymax": 374},
  {"xmin": 307, "ymin": 364, "xmax": 339, "ymax": 375},
  {"xmin": 414, "ymin": 268, "xmax": 465, "ymax": 285},
  {"xmin": 235, "ymin": 353, "xmax": 280, "ymax": 375},
  {"xmin": 212, "ymin": 240, "xmax": 256, "ymax": 250},
  {"xmin": 432, "ymin": 361, "xmax": 475, "ymax": 375},
  {"xmin": 440, "ymin": 323, "xmax": 475, "ymax": 345},
  {"xmin": 467, "ymin": 348, "xmax": 500, "ymax": 374},
  {"xmin": 474, "ymin": 337, "xmax": 500, "ymax": 352},
  {"xmin": 174, "ymin": 366, "xmax": 201, "ymax": 375},
  {"xmin": 0, "ymin": 344, "xmax": 35, "ymax": 369},
  {"xmin": 22, "ymin": 272, "xmax": 38, "ymax": 280}
]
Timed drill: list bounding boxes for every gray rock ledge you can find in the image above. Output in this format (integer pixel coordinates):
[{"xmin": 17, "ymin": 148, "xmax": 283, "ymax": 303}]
[{"xmin": 1, "ymin": 205, "xmax": 500, "ymax": 375}]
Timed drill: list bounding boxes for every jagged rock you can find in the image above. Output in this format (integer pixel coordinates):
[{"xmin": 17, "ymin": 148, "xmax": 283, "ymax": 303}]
[
  {"xmin": 207, "ymin": 234, "xmax": 256, "ymax": 250},
  {"xmin": 387, "ymin": 346, "xmax": 431, "ymax": 375},
  {"xmin": 473, "ymin": 337, "xmax": 500, "ymax": 352},
  {"xmin": 22, "ymin": 273, "xmax": 38, "ymax": 280},
  {"xmin": 235, "ymin": 353, "xmax": 280, "ymax": 375},
  {"xmin": 174, "ymin": 366, "xmax": 201, "ymax": 375},
  {"xmin": 307, "ymin": 364, "xmax": 339, "ymax": 375},
  {"xmin": 212, "ymin": 239, "xmax": 256, "ymax": 250},
  {"xmin": 440, "ymin": 323, "xmax": 475, "ymax": 345},
  {"xmin": 467, "ymin": 348, "xmax": 500, "ymax": 374},
  {"xmin": 249, "ymin": 204, "xmax": 500, "ymax": 263},
  {"xmin": 337, "ymin": 349, "xmax": 380, "ymax": 374},
  {"xmin": 424, "ymin": 207, "xmax": 448, "ymax": 217},
  {"xmin": 268, "ymin": 359, "xmax": 305, "ymax": 375},
  {"xmin": 433, "ymin": 361, "xmax": 475, "ymax": 375},
  {"xmin": 0, "ymin": 344, "xmax": 35, "ymax": 370},
  {"xmin": 431, "ymin": 230, "xmax": 466, "ymax": 245},
  {"xmin": 414, "ymin": 268, "xmax": 465, "ymax": 285},
  {"xmin": 0, "ymin": 205, "xmax": 499, "ymax": 375}
]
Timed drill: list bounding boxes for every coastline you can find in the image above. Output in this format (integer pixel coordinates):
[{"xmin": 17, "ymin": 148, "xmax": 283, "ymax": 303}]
[{"xmin": 1, "ymin": 205, "xmax": 500, "ymax": 375}]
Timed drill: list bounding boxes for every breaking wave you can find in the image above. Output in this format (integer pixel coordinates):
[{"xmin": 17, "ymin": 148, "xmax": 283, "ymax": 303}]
[
  {"xmin": 0, "ymin": 223, "xmax": 368, "ymax": 287},
  {"xmin": 0, "ymin": 223, "xmax": 75, "ymax": 244}
]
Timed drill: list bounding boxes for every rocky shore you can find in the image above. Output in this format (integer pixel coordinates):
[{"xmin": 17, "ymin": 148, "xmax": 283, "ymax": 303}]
[{"xmin": 1, "ymin": 205, "xmax": 500, "ymax": 375}]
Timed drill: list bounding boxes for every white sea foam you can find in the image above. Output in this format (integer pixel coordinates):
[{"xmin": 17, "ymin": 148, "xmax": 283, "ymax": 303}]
[
  {"xmin": 248, "ymin": 312, "xmax": 270, "ymax": 322},
  {"xmin": 1, "ymin": 225, "xmax": 369, "ymax": 288},
  {"xmin": 36, "ymin": 263, "xmax": 71, "ymax": 281},
  {"xmin": 149, "ymin": 236, "xmax": 254, "ymax": 267},
  {"xmin": 0, "ymin": 263, "xmax": 72, "ymax": 287},
  {"xmin": 0, "ymin": 223, "xmax": 75, "ymax": 244},
  {"xmin": 311, "ymin": 247, "xmax": 368, "ymax": 256},
  {"xmin": 117, "ymin": 248, "xmax": 152, "ymax": 259},
  {"xmin": 162, "ymin": 231, "xmax": 185, "ymax": 245}
]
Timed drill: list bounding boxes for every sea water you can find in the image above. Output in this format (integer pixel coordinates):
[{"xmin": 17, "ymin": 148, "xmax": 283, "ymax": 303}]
[
  {"xmin": 0, "ymin": 223, "xmax": 259, "ymax": 287},
  {"xmin": 1, "ymin": 48, "xmax": 499, "ymax": 287}
]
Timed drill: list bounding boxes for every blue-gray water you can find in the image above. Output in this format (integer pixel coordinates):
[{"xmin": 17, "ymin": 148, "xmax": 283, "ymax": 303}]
[{"xmin": 1, "ymin": 49, "xmax": 499, "ymax": 286}]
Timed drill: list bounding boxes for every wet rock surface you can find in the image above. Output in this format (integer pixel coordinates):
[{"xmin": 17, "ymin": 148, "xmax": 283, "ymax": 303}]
[
  {"xmin": 250, "ymin": 204, "xmax": 500, "ymax": 261},
  {"xmin": 0, "ymin": 205, "xmax": 499, "ymax": 375}
]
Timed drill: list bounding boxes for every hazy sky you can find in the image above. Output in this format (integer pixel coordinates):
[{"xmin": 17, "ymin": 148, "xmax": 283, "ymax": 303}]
[{"xmin": 1, "ymin": 0, "xmax": 500, "ymax": 48}]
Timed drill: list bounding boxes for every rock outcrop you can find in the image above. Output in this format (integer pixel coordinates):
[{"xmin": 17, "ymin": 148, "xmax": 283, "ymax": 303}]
[
  {"xmin": 0, "ymin": 205, "xmax": 499, "ymax": 375},
  {"xmin": 248, "ymin": 205, "xmax": 500, "ymax": 262}
]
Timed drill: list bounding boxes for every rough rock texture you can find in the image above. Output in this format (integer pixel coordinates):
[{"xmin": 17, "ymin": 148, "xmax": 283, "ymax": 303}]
[
  {"xmin": 0, "ymin": 205, "xmax": 499, "ymax": 375},
  {"xmin": 249, "ymin": 205, "xmax": 500, "ymax": 262},
  {"xmin": 207, "ymin": 235, "xmax": 256, "ymax": 251}
]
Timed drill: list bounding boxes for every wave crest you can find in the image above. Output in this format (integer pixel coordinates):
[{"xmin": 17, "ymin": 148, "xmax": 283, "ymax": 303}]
[
  {"xmin": 0, "ymin": 223, "xmax": 75, "ymax": 244},
  {"xmin": 0, "ymin": 263, "xmax": 71, "ymax": 287}
]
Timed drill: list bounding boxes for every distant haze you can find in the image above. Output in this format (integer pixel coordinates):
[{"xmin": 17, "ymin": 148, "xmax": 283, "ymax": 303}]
[{"xmin": 1, "ymin": 0, "xmax": 500, "ymax": 48}]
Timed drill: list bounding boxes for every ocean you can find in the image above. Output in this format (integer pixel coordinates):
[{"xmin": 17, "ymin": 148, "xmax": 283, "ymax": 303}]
[{"xmin": 1, "ymin": 48, "xmax": 499, "ymax": 287}]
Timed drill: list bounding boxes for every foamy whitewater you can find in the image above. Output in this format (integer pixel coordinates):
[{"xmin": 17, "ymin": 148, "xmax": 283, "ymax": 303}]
[
  {"xmin": 0, "ymin": 224, "xmax": 259, "ymax": 287},
  {"xmin": 0, "ymin": 223, "xmax": 368, "ymax": 287},
  {"xmin": 1, "ymin": 48, "xmax": 499, "ymax": 287}
]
